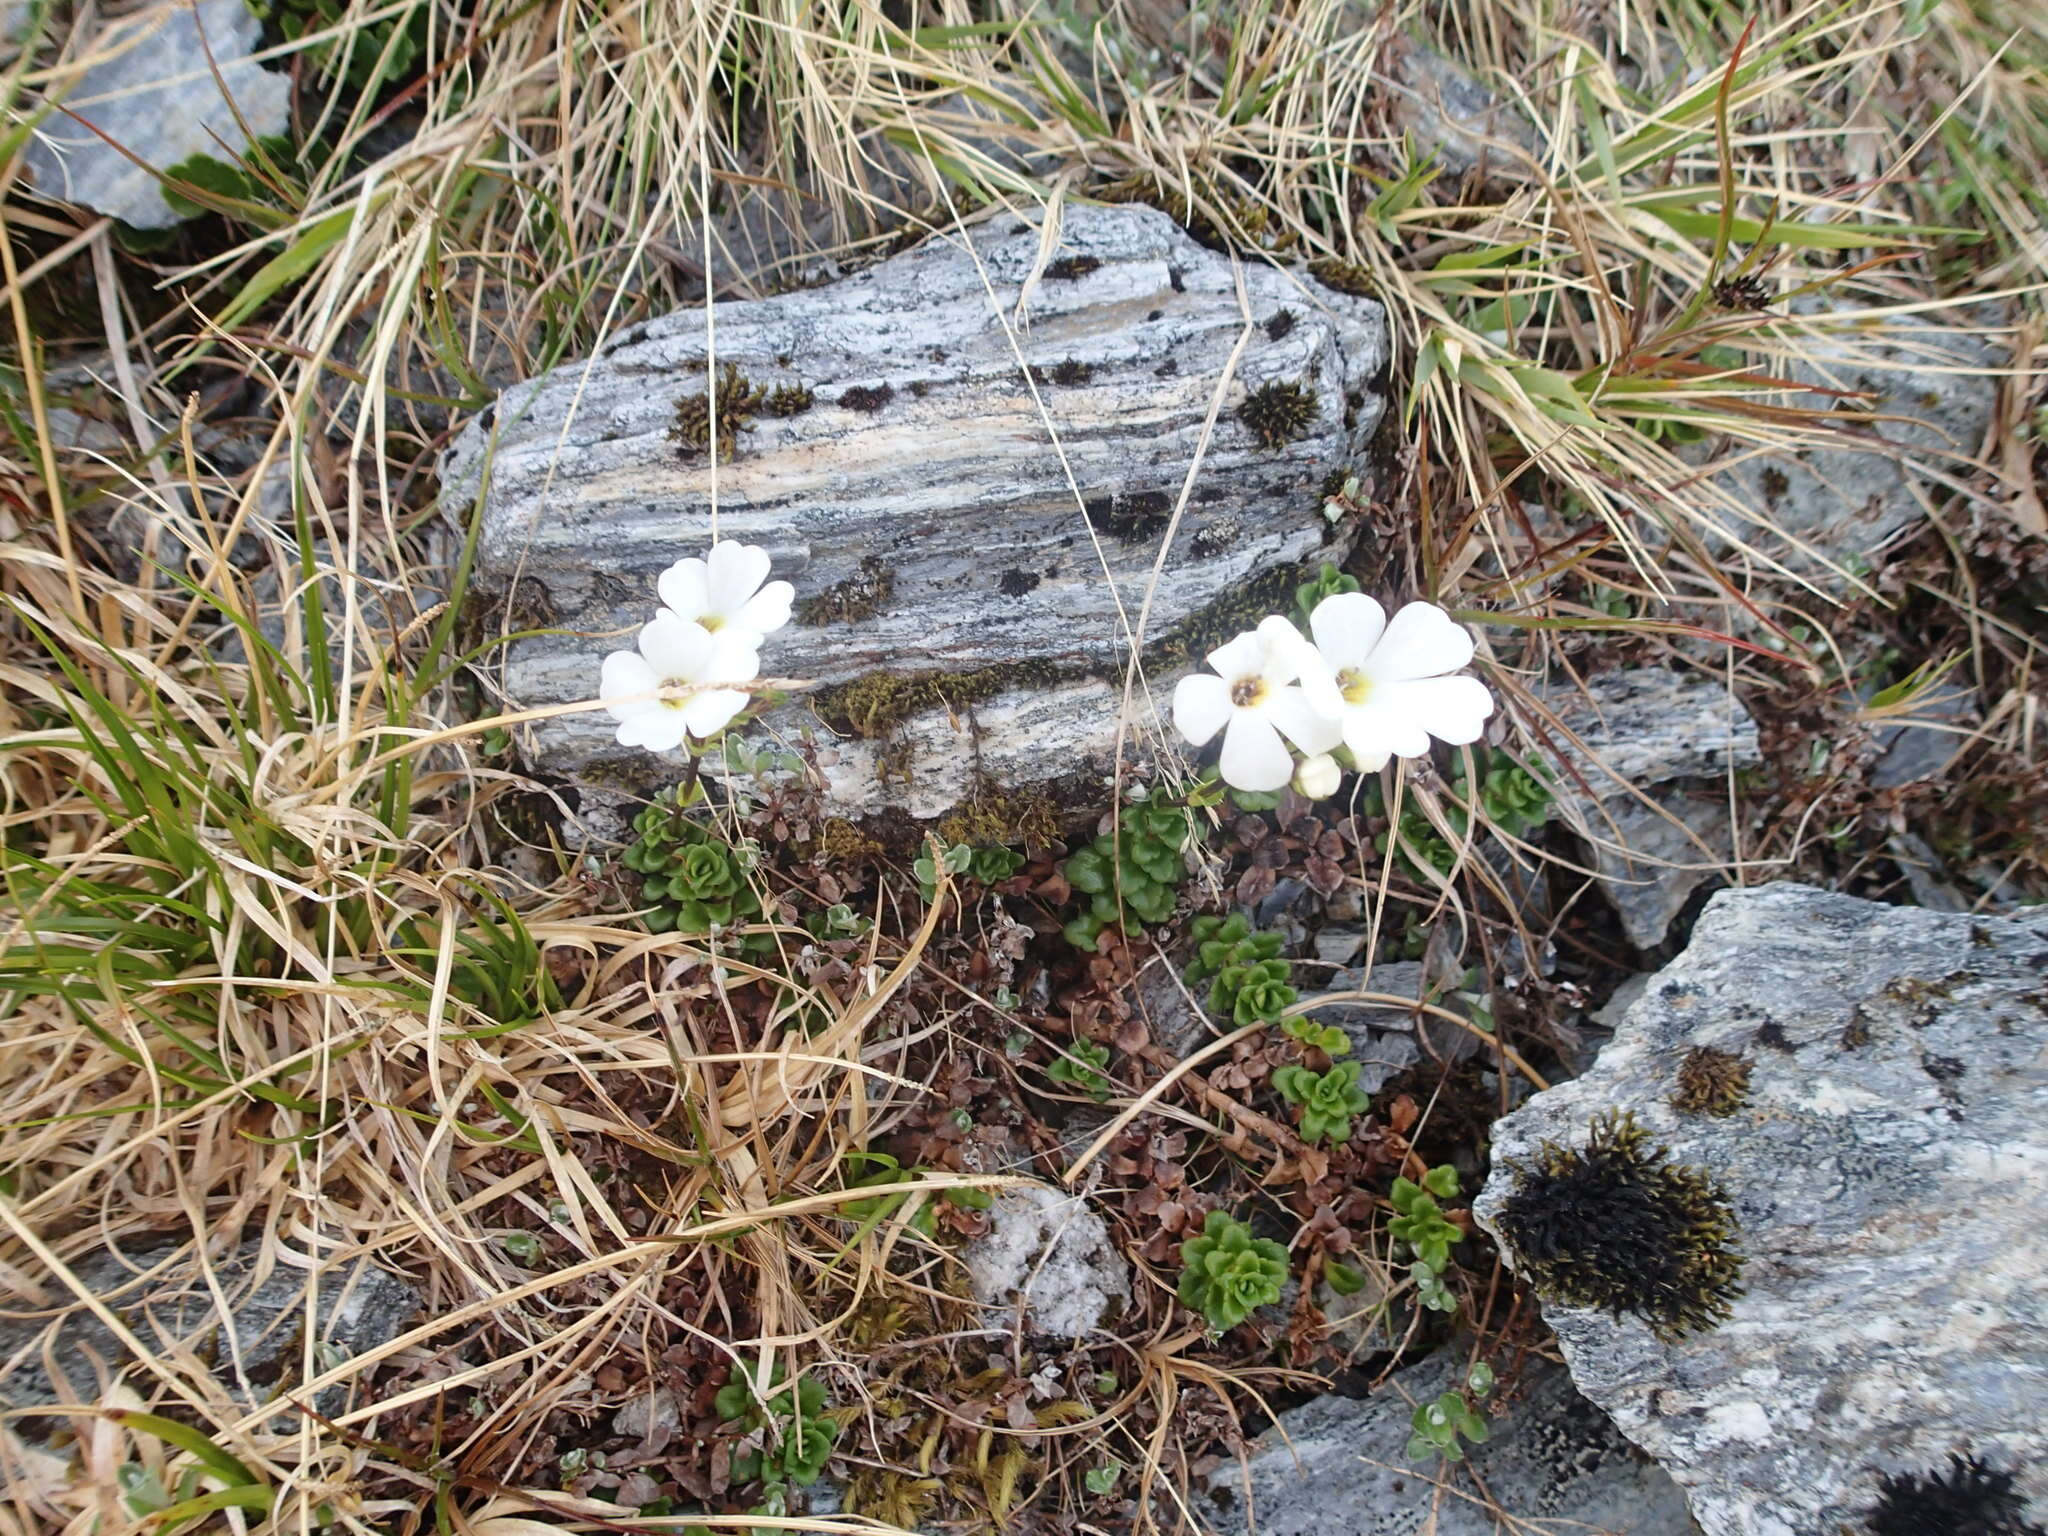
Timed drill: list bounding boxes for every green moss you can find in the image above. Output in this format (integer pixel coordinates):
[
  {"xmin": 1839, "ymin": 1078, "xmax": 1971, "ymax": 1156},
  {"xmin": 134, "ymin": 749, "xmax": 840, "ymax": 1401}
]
[
  {"xmin": 1492, "ymin": 1110, "xmax": 1744, "ymax": 1340},
  {"xmin": 1306, "ymin": 257, "xmax": 1377, "ymax": 298},
  {"xmin": 796, "ymin": 556, "xmax": 896, "ymax": 626},
  {"xmin": 815, "ymin": 659, "xmax": 1064, "ymax": 739},
  {"xmin": 669, "ymin": 363, "xmax": 760, "ymax": 459},
  {"xmin": 1671, "ymin": 1047, "xmax": 1752, "ymax": 1117},
  {"xmin": 760, "ymin": 382, "xmax": 815, "ymax": 416},
  {"xmin": 937, "ymin": 787, "xmax": 1061, "ymax": 851},
  {"xmin": 1143, "ymin": 559, "xmax": 1325, "ymax": 672},
  {"xmin": 1240, "ymin": 380, "xmax": 1319, "ymax": 448}
]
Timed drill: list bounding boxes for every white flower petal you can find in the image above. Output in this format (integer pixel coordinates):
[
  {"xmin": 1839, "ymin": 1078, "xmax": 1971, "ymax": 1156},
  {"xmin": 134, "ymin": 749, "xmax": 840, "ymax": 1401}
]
[
  {"xmin": 733, "ymin": 579, "xmax": 794, "ymax": 637},
  {"xmin": 657, "ymin": 558, "xmax": 711, "ymax": 622},
  {"xmin": 1380, "ymin": 674, "xmax": 1495, "ymax": 746},
  {"xmin": 1339, "ymin": 701, "xmax": 1432, "ymax": 762},
  {"xmin": 1203, "ymin": 627, "xmax": 1268, "ymax": 684},
  {"xmin": 1252, "ymin": 614, "xmax": 1311, "ymax": 685},
  {"xmin": 706, "ymin": 541, "xmax": 772, "ymax": 607},
  {"xmin": 1309, "ymin": 591, "xmax": 1386, "ymax": 670},
  {"xmin": 1173, "ymin": 673, "xmax": 1233, "ymax": 747},
  {"xmin": 682, "ymin": 687, "xmax": 749, "ymax": 739},
  {"xmin": 1219, "ymin": 712, "xmax": 1295, "ymax": 792},
  {"xmin": 617, "ymin": 711, "xmax": 689, "ymax": 751},
  {"xmin": 1264, "ymin": 683, "xmax": 1343, "ymax": 756},
  {"xmin": 706, "ymin": 630, "xmax": 763, "ymax": 684},
  {"xmin": 600, "ymin": 651, "xmax": 659, "ymax": 712},
  {"xmin": 638, "ymin": 611, "xmax": 714, "ymax": 679},
  {"xmin": 1349, "ymin": 744, "xmax": 1392, "ymax": 773},
  {"xmin": 1371, "ymin": 601, "xmax": 1475, "ymax": 680}
]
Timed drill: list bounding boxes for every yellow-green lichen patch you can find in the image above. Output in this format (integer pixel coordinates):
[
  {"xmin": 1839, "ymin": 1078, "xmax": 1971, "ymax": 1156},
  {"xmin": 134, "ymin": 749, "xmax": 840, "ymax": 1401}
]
[
  {"xmin": 796, "ymin": 556, "xmax": 896, "ymax": 626},
  {"xmin": 816, "ymin": 659, "xmax": 1065, "ymax": 739},
  {"xmin": 1671, "ymin": 1046, "xmax": 1753, "ymax": 1117}
]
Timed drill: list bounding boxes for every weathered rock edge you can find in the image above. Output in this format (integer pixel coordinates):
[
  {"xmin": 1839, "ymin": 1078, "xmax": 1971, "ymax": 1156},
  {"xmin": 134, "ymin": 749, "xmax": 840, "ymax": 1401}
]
[
  {"xmin": 443, "ymin": 205, "xmax": 1387, "ymax": 826},
  {"xmin": 1473, "ymin": 883, "xmax": 2048, "ymax": 1536}
]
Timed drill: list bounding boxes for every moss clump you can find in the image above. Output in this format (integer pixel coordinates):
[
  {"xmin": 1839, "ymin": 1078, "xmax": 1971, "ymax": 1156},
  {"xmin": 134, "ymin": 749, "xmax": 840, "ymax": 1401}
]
[
  {"xmin": 839, "ymin": 382, "xmax": 894, "ymax": 412},
  {"xmin": 1240, "ymin": 380, "xmax": 1319, "ymax": 448},
  {"xmin": 1264, "ymin": 308, "xmax": 1297, "ymax": 341},
  {"xmin": 1144, "ymin": 559, "xmax": 1325, "ymax": 673},
  {"xmin": 669, "ymin": 363, "xmax": 760, "ymax": 460},
  {"xmin": 1086, "ymin": 489, "xmax": 1173, "ymax": 542},
  {"xmin": 1491, "ymin": 1110, "xmax": 1745, "ymax": 1340},
  {"xmin": 1306, "ymin": 257, "xmax": 1376, "ymax": 297},
  {"xmin": 817, "ymin": 818, "xmax": 884, "ymax": 861},
  {"xmin": 816, "ymin": 660, "xmax": 1062, "ymax": 739},
  {"xmin": 760, "ymin": 382, "xmax": 815, "ymax": 416},
  {"xmin": 1030, "ymin": 359, "xmax": 1094, "ymax": 387},
  {"xmin": 1712, "ymin": 274, "xmax": 1772, "ymax": 312},
  {"xmin": 1869, "ymin": 1454, "xmax": 2046, "ymax": 1536},
  {"xmin": 938, "ymin": 787, "xmax": 1061, "ymax": 852},
  {"xmin": 796, "ymin": 556, "xmax": 896, "ymax": 626},
  {"xmin": 1045, "ymin": 255, "xmax": 1102, "ymax": 280},
  {"xmin": 1671, "ymin": 1047, "xmax": 1752, "ymax": 1117}
]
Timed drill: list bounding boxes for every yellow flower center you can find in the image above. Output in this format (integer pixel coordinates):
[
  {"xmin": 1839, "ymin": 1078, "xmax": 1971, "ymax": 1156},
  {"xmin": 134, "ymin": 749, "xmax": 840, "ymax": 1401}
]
[
  {"xmin": 699, "ymin": 613, "xmax": 725, "ymax": 632},
  {"xmin": 1231, "ymin": 677, "xmax": 1266, "ymax": 708},
  {"xmin": 661, "ymin": 678, "xmax": 690, "ymax": 710},
  {"xmin": 1338, "ymin": 668, "xmax": 1374, "ymax": 706}
]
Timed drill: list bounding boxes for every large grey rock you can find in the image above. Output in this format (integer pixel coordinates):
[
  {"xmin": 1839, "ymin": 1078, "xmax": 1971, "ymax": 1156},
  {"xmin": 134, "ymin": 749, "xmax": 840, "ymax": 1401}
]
[
  {"xmin": 0, "ymin": 1241, "xmax": 420, "ymax": 1425},
  {"xmin": 21, "ymin": 0, "xmax": 294, "ymax": 230},
  {"xmin": 1202, "ymin": 1350, "xmax": 1699, "ymax": 1536},
  {"xmin": 1698, "ymin": 314, "xmax": 2002, "ymax": 574},
  {"xmin": 1473, "ymin": 884, "xmax": 2048, "ymax": 1536},
  {"xmin": 443, "ymin": 205, "xmax": 1387, "ymax": 827},
  {"xmin": 961, "ymin": 1184, "xmax": 1130, "ymax": 1340},
  {"xmin": 1539, "ymin": 668, "xmax": 1760, "ymax": 949}
]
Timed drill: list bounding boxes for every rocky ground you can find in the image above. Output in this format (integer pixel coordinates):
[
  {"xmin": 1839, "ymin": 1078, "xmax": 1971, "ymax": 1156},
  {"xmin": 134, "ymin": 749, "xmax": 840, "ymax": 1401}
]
[{"xmin": 2, "ymin": 5, "xmax": 2045, "ymax": 1536}]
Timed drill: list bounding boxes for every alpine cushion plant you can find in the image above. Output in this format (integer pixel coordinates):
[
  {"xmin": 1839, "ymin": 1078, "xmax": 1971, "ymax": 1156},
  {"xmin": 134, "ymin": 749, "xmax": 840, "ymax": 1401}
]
[
  {"xmin": 1061, "ymin": 786, "xmax": 1198, "ymax": 950},
  {"xmin": 1271, "ymin": 1061, "xmax": 1370, "ymax": 1144},
  {"xmin": 623, "ymin": 787, "xmax": 769, "ymax": 945},
  {"xmin": 1178, "ymin": 1210, "xmax": 1289, "ymax": 1332},
  {"xmin": 716, "ymin": 1363, "xmax": 838, "ymax": 1489},
  {"xmin": 1184, "ymin": 913, "xmax": 1297, "ymax": 1026}
]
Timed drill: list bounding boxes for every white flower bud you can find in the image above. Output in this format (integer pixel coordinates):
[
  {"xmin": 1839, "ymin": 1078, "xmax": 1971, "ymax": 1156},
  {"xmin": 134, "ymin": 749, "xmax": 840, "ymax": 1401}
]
[{"xmin": 1293, "ymin": 752, "xmax": 1342, "ymax": 800}]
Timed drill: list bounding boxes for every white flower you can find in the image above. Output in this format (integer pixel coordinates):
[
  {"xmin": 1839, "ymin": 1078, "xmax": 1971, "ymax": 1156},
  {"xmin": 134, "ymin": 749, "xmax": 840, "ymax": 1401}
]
[
  {"xmin": 599, "ymin": 610, "xmax": 760, "ymax": 752},
  {"xmin": 656, "ymin": 540, "xmax": 794, "ymax": 643},
  {"xmin": 1294, "ymin": 594, "xmax": 1493, "ymax": 769},
  {"xmin": 1173, "ymin": 616, "xmax": 1342, "ymax": 792},
  {"xmin": 1293, "ymin": 753, "xmax": 1342, "ymax": 800}
]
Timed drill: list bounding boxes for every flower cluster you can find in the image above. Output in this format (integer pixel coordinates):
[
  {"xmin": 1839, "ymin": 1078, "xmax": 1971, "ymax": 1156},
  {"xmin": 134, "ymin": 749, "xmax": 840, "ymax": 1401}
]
[
  {"xmin": 599, "ymin": 541, "xmax": 793, "ymax": 752},
  {"xmin": 1173, "ymin": 595, "xmax": 1494, "ymax": 794}
]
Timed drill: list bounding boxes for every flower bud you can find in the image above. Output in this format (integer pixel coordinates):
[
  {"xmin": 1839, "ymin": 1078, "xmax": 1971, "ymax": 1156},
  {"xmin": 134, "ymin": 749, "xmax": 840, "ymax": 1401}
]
[{"xmin": 1293, "ymin": 753, "xmax": 1342, "ymax": 800}]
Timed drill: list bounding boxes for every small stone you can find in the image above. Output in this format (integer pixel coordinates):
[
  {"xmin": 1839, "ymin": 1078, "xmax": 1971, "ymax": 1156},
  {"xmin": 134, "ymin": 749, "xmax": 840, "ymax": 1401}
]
[
  {"xmin": 961, "ymin": 1184, "xmax": 1130, "ymax": 1341},
  {"xmin": 0, "ymin": 1241, "xmax": 419, "ymax": 1429},
  {"xmin": 611, "ymin": 1388, "xmax": 681, "ymax": 1441},
  {"xmin": 1474, "ymin": 883, "xmax": 2048, "ymax": 1536},
  {"xmin": 1198, "ymin": 1349, "xmax": 1697, "ymax": 1536},
  {"xmin": 20, "ymin": 0, "xmax": 293, "ymax": 230},
  {"xmin": 1539, "ymin": 668, "xmax": 1762, "ymax": 949}
]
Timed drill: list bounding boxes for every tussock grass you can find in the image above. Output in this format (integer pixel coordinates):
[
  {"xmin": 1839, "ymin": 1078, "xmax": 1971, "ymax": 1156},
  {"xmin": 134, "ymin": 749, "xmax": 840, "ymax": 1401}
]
[{"xmin": 0, "ymin": 0, "xmax": 2044, "ymax": 1531}]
